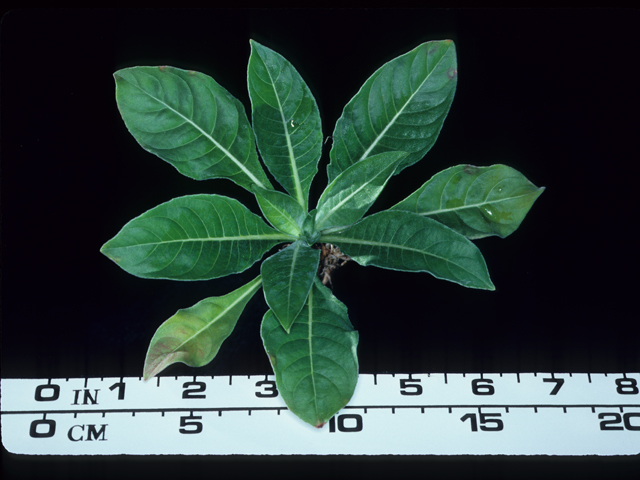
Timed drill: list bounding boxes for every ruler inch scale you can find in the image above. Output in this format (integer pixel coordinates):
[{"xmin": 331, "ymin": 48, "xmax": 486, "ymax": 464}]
[{"xmin": 1, "ymin": 373, "xmax": 639, "ymax": 456}]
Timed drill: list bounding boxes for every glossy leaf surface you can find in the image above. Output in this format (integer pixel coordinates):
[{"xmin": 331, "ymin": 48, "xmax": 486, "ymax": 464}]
[
  {"xmin": 261, "ymin": 277, "xmax": 359, "ymax": 428},
  {"xmin": 101, "ymin": 194, "xmax": 292, "ymax": 280},
  {"xmin": 143, "ymin": 276, "xmax": 262, "ymax": 380},
  {"xmin": 391, "ymin": 164, "xmax": 545, "ymax": 239},
  {"xmin": 315, "ymin": 151, "xmax": 408, "ymax": 232},
  {"xmin": 248, "ymin": 40, "xmax": 322, "ymax": 208},
  {"xmin": 260, "ymin": 242, "xmax": 320, "ymax": 332},
  {"xmin": 115, "ymin": 66, "xmax": 271, "ymax": 190},
  {"xmin": 322, "ymin": 210, "xmax": 494, "ymax": 290},
  {"xmin": 328, "ymin": 40, "xmax": 457, "ymax": 182},
  {"xmin": 252, "ymin": 185, "xmax": 306, "ymax": 236}
]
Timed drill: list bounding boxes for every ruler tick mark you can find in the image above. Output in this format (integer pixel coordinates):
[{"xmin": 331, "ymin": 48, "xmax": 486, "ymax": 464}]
[{"xmin": 4, "ymin": 373, "xmax": 640, "ymax": 455}]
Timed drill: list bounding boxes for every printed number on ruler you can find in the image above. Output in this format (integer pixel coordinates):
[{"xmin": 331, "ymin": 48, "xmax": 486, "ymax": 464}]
[{"xmin": 1, "ymin": 373, "xmax": 639, "ymax": 455}]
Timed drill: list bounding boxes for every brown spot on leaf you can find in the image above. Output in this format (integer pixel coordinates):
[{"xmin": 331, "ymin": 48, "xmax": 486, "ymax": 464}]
[
  {"xmin": 315, "ymin": 421, "xmax": 326, "ymax": 429},
  {"xmin": 188, "ymin": 70, "xmax": 197, "ymax": 76},
  {"xmin": 447, "ymin": 67, "xmax": 458, "ymax": 79},
  {"xmin": 158, "ymin": 66, "xmax": 168, "ymax": 72},
  {"xmin": 462, "ymin": 165, "xmax": 480, "ymax": 175}
]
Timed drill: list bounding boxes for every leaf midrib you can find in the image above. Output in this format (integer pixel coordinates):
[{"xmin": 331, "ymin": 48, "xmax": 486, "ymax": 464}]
[
  {"xmin": 105, "ymin": 233, "xmax": 293, "ymax": 249},
  {"xmin": 286, "ymin": 244, "xmax": 300, "ymax": 314},
  {"xmin": 126, "ymin": 73, "xmax": 268, "ymax": 190},
  {"xmin": 358, "ymin": 43, "xmax": 452, "ymax": 162},
  {"xmin": 257, "ymin": 51, "xmax": 306, "ymax": 208},
  {"xmin": 417, "ymin": 190, "xmax": 542, "ymax": 216},
  {"xmin": 315, "ymin": 173, "xmax": 385, "ymax": 230},
  {"xmin": 171, "ymin": 277, "xmax": 262, "ymax": 354},
  {"xmin": 307, "ymin": 287, "xmax": 320, "ymax": 424},
  {"xmin": 321, "ymin": 234, "xmax": 487, "ymax": 285}
]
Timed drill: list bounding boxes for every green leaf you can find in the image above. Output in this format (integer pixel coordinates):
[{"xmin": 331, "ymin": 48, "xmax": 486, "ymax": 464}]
[
  {"xmin": 301, "ymin": 209, "xmax": 321, "ymax": 245},
  {"xmin": 261, "ymin": 277, "xmax": 359, "ymax": 428},
  {"xmin": 328, "ymin": 40, "xmax": 457, "ymax": 183},
  {"xmin": 248, "ymin": 40, "xmax": 322, "ymax": 209},
  {"xmin": 252, "ymin": 185, "xmax": 305, "ymax": 236},
  {"xmin": 114, "ymin": 66, "xmax": 271, "ymax": 191},
  {"xmin": 391, "ymin": 164, "xmax": 545, "ymax": 239},
  {"xmin": 260, "ymin": 241, "xmax": 321, "ymax": 332},
  {"xmin": 100, "ymin": 194, "xmax": 293, "ymax": 280},
  {"xmin": 143, "ymin": 276, "xmax": 262, "ymax": 380},
  {"xmin": 322, "ymin": 210, "xmax": 494, "ymax": 290},
  {"xmin": 315, "ymin": 151, "xmax": 408, "ymax": 232}
]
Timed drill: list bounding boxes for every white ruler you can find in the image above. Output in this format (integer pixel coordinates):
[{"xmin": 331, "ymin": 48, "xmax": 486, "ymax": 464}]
[{"xmin": 1, "ymin": 373, "xmax": 639, "ymax": 455}]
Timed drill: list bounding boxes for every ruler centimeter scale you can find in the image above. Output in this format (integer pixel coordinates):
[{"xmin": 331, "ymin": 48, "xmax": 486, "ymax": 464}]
[{"xmin": 1, "ymin": 373, "xmax": 639, "ymax": 456}]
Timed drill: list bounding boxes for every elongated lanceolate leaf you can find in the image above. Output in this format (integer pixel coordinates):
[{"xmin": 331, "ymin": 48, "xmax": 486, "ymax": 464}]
[
  {"xmin": 391, "ymin": 164, "xmax": 545, "ymax": 239},
  {"xmin": 328, "ymin": 40, "xmax": 457, "ymax": 183},
  {"xmin": 322, "ymin": 210, "xmax": 494, "ymax": 290},
  {"xmin": 101, "ymin": 194, "xmax": 293, "ymax": 280},
  {"xmin": 115, "ymin": 66, "xmax": 271, "ymax": 190},
  {"xmin": 143, "ymin": 276, "xmax": 262, "ymax": 380},
  {"xmin": 252, "ymin": 185, "xmax": 306, "ymax": 236},
  {"xmin": 260, "ymin": 241, "xmax": 321, "ymax": 332},
  {"xmin": 315, "ymin": 151, "xmax": 408, "ymax": 232},
  {"xmin": 248, "ymin": 40, "xmax": 322, "ymax": 209},
  {"xmin": 261, "ymin": 277, "xmax": 359, "ymax": 428}
]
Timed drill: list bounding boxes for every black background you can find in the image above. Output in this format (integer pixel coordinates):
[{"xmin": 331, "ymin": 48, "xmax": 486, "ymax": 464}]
[{"xmin": 2, "ymin": 7, "xmax": 639, "ymax": 479}]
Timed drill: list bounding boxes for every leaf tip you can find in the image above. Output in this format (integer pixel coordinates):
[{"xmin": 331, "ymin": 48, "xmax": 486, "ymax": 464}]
[
  {"xmin": 315, "ymin": 421, "xmax": 326, "ymax": 429},
  {"xmin": 100, "ymin": 245, "xmax": 121, "ymax": 264},
  {"xmin": 249, "ymin": 39, "xmax": 263, "ymax": 52}
]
